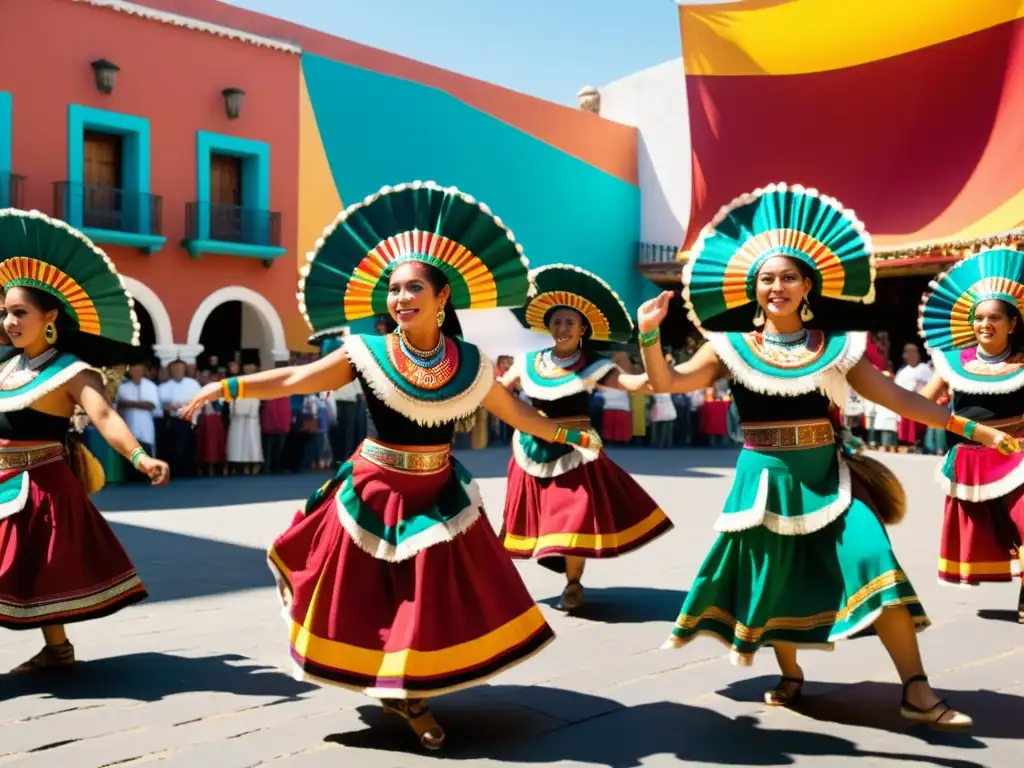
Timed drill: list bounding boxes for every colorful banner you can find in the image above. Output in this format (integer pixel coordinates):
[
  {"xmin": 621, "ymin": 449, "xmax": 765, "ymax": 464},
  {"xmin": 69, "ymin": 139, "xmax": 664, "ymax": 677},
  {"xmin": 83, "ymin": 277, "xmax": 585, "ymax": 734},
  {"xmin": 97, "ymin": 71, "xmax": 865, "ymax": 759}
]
[{"xmin": 680, "ymin": 0, "xmax": 1024, "ymax": 251}]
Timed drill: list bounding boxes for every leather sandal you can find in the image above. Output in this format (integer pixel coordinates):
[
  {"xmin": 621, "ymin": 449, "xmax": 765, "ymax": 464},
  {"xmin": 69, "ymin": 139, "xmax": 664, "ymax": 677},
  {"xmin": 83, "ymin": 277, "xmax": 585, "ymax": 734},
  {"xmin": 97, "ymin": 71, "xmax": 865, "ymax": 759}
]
[
  {"xmin": 900, "ymin": 674, "xmax": 973, "ymax": 730},
  {"xmin": 556, "ymin": 579, "xmax": 585, "ymax": 612},
  {"xmin": 764, "ymin": 675, "xmax": 804, "ymax": 707},
  {"xmin": 382, "ymin": 699, "xmax": 445, "ymax": 750},
  {"xmin": 9, "ymin": 641, "xmax": 76, "ymax": 675}
]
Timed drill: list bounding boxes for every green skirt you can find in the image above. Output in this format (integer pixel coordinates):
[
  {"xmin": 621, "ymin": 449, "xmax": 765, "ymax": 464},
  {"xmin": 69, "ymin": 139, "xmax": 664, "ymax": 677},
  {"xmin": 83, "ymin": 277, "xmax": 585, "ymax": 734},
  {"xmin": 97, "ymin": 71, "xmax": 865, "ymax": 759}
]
[{"xmin": 666, "ymin": 446, "xmax": 929, "ymax": 664}]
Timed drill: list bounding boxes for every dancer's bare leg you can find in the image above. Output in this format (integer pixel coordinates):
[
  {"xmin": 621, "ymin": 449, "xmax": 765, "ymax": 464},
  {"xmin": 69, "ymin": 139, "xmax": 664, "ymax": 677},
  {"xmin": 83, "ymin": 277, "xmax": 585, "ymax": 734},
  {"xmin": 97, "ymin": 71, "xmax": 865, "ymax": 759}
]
[
  {"xmin": 874, "ymin": 605, "xmax": 971, "ymax": 728},
  {"xmin": 765, "ymin": 642, "xmax": 804, "ymax": 706},
  {"xmin": 558, "ymin": 556, "xmax": 586, "ymax": 611}
]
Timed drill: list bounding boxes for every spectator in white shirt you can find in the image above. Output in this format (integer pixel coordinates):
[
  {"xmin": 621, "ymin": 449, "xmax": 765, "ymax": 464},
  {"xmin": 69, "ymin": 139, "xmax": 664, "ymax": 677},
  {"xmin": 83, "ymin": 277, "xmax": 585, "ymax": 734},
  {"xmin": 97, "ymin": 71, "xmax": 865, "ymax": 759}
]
[
  {"xmin": 894, "ymin": 343, "xmax": 933, "ymax": 451},
  {"xmin": 115, "ymin": 362, "xmax": 160, "ymax": 481},
  {"xmin": 158, "ymin": 360, "xmax": 202, "ymax": 478}
]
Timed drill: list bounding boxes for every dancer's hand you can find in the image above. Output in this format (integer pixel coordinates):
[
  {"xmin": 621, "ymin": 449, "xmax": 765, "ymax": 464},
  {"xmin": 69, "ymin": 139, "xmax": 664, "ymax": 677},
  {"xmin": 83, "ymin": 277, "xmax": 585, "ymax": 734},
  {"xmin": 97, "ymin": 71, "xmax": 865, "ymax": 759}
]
[
  {"xmin": 137, "ymin": 455, "xmax": 170, "ymax": 486},
  {"xmin": 978, "ymin": 426, "xmax": 1021, "ymax": 455},
  {"xmin": 179, "ymin": 383, "xmax": 221, "ymax": 422},
  {"xmin": 637, "ymin": 291, "xmax": 672, "ymax": 334}
]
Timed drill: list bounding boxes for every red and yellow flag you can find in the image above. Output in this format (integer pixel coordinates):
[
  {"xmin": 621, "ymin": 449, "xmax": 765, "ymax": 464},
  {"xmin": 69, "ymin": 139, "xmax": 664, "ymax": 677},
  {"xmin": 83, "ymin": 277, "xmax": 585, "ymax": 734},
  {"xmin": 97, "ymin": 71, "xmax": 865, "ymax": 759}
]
[{"xmin": 680, "ymin": 0, "xmax": 1024, "ymax": 251}]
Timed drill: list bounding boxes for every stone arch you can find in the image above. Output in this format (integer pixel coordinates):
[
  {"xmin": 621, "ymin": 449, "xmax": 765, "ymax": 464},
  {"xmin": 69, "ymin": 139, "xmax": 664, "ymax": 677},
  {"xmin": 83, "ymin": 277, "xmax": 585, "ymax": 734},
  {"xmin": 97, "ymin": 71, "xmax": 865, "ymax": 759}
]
[
  {"xmin": 121, "ymin": 275, "xmax": 177, "ymax": 365},
  {"xmin": 187, "ymin": 286, "xmax": 290, "ymax": 367}
]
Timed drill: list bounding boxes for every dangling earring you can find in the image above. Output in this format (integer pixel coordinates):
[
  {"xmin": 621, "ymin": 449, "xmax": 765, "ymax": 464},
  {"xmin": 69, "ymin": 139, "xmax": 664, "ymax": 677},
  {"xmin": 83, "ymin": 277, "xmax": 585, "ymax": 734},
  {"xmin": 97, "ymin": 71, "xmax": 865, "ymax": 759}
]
[
  {"xmin": 44, "ymin": 322, "xmax": 58, "ymax": 344},
  {"xmin": 436, "ymin": 307, "xmax": 446, "ymax": 328},
  {"xmin": 752, "ymin": 306, "xmax": 765, "ymax": 328},
  {"xmin": 800, "ymin": 299, "xmax": 814, "ymax": 322}
]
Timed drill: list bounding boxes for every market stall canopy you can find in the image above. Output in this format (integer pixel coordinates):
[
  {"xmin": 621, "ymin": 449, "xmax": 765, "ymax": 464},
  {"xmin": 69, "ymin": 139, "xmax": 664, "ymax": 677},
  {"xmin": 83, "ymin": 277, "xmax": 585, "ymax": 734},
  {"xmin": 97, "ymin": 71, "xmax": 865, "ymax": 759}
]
[{"xmin": 677, "ymin": 0, "xmax": 1024, "ymax": 258}]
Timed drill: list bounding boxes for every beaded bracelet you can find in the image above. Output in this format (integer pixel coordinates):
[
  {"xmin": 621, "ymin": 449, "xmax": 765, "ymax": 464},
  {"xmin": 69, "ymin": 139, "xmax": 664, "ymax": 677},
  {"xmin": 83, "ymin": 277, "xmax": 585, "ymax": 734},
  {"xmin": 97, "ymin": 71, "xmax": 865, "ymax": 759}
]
[
  {"xmin": 639, "ymin": 328, "xmax": 661, "ymax": 348},
  {"xmin": 129, "ymin": 447, "xmax": 147, "ymax": 469},
  {"xmin": 221, "ymin": 377, "xmax": 245, "ymax": 402}
]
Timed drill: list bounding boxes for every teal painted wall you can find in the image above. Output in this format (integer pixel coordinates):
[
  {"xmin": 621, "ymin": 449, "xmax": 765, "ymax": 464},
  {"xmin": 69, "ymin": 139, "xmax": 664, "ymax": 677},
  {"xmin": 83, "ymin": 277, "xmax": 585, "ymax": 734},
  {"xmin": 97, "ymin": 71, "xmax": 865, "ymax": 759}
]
[{"xmin": 301, "ymin": 53, "xmax": 651, "ymax": 322}]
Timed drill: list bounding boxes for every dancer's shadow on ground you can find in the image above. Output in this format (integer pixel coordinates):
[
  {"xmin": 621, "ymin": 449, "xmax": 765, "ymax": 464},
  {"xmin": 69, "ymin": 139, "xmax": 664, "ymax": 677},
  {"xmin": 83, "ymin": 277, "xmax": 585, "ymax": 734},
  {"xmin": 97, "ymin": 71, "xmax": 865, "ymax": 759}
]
[
  {"xmin": 325, "ymin": 685, "xmax": 986, "ymax": 766},
  {"xmin": 720, "ymin": 675, "xmax": 1024, "ymax": 744},
  {"xmin": 0, "ymin": 652, "xmax": 315, "ymax": 704},
  {"xmin": 976, "ymin": 608, "xmax": 1020, "ymax": 624},
  {"xmin": 536, "ymin": 587, "xmax": 685, "ymax": 624}
]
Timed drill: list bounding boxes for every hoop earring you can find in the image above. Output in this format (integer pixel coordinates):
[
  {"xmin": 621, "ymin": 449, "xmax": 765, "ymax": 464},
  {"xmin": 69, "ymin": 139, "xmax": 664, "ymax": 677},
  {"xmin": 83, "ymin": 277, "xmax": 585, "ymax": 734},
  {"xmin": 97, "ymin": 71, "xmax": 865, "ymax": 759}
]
[
  {"xmin": 752, "ymin": 306, "xmax": 765, "ymax": 328},
  {"xmin": 44, "ymin": 322, "xmax": 58, "ymax": 344},
  {"xmin": 436, "ymin": 308, "xmax": 446, "ymax": 328},
  {"xmin": 800, "ymin": 299, "xmax": 814, "ymax": 322}
]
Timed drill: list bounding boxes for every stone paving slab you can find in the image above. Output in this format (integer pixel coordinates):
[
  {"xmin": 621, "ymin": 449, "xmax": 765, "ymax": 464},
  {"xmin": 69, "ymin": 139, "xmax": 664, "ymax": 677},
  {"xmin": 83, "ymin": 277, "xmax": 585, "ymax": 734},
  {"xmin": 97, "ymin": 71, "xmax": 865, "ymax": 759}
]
[{"xmin": 0, "ymin": 448, "xmax": 1020, "ymax": 767}]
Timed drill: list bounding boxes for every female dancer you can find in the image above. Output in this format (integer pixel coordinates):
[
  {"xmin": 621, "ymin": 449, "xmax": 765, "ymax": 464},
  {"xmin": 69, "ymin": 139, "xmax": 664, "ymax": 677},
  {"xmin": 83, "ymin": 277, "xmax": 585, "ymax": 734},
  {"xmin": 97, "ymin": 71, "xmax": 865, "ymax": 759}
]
[
  {"xmin": 181, "ymin": 182, "xmax": 599, "ymax": 750},
  {"xmin": 0, "ymin": 209, "xmax": 168, "ymax": 672},
  {"xmin": 918, "ymin": 248, "xmax": 1024, "ymax": 617},
  {"xmin": 500, "ymin": 264, "xmax": 672, "ymax": 610},
  {"xmin": 638, "ymin": 184, "xmax": 1020, "ymax": 730}
]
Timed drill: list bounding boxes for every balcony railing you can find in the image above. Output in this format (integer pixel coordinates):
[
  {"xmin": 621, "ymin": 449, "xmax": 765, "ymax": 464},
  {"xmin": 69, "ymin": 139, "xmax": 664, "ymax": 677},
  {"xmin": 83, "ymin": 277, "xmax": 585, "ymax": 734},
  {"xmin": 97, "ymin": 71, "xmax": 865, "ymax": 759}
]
[
  {"xmin": 53, "ymin": 182, "xmax": 163, "ymax": 236},
  {"xmin": 637, "ymin": 242, "xmax": 682, "ymax": 265},
  {"xmin": 185, "ymin": 201, "xmax": 282, "ymax": 247},
  {"xmin": 0, "ymin": 172, "xmax": 26, "ymax": 209}
]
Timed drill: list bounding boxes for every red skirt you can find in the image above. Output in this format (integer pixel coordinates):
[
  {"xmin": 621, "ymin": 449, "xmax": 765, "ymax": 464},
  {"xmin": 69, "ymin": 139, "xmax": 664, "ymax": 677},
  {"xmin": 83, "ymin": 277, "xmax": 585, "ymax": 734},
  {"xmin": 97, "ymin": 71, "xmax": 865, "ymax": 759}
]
[
  {"xmin": 0, "ymin": 460, "xmax": 147, "ymax": 629},
  {"xmin": 601, "ymin": 411, "xmax": 632, "ymax": 442},
  {"xmin": 897, "ymin": 418, "xmax": 925, "ymax": 444},
  {"xmin": 938, "ymin": 444, "xmax": 1024, "ymax": 585},
  {"xmin": 501, "ymin": 451, "xmax": 672, "ymax": 568},
  {"xmin": 267, "ymin": 454, "xmax": 553, "ymax": 698},
  {"xmin": 196, "ymin": 412, "xmax": 227, "ymax": 464}
]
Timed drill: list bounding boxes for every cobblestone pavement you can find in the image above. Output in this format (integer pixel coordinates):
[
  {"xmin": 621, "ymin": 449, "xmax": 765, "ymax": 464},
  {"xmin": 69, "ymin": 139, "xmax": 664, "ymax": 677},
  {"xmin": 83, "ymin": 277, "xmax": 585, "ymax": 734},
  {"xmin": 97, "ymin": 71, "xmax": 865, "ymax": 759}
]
[{"xmin": 0, "ymin": 448, "xmax": 1021, "ymax": 767}]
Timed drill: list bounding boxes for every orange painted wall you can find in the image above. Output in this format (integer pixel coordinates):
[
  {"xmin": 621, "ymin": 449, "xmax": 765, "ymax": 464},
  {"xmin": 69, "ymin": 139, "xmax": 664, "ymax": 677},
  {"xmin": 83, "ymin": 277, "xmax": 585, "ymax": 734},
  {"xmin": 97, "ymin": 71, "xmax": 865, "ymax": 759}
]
[
  {"xmin": 135, "ymin": 0, "xmax": 637, "ymax": 185},
  {"xmin": 0, "ymin": 0, "xmax": 304, "ymax": 347}
]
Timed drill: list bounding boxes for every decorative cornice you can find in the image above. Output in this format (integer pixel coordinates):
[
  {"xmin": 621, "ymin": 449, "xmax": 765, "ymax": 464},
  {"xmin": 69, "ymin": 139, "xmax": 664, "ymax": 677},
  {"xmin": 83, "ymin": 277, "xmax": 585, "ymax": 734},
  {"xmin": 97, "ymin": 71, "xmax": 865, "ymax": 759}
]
[{"xmin": 70, "ymin": 0, "xmax": 302, "ymax": 53}]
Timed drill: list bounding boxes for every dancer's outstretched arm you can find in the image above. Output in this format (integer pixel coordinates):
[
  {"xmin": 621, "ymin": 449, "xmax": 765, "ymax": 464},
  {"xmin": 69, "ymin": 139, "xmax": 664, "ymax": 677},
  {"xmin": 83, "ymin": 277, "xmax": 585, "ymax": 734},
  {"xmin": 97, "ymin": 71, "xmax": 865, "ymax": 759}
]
[
  {"xmin": 635, "ymin": 292, "xmax": 724, "ymax": 394},
  {"xmin": 847, "ymin": 359, "xmax": 1016, "ymax": 452},
  {"xmin": 179, "ymin": 350, "xmax": 354, "ymax": 421},
  {"xmin": 69, "ymin": 371, "xmax": 170, "ymax": 485},
  {"xmin": 482, "ymin": 381, "xmax": 599, "ymax": 450}
]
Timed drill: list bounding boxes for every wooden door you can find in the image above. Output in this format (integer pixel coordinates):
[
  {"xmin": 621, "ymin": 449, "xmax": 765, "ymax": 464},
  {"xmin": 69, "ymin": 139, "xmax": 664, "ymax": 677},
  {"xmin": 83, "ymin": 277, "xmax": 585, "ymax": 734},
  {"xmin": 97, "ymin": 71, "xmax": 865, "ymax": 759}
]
[
  {"xmin": 83, "ymin": 131, "xmax": 122, "ymax": 228},
  {"xmin": 209, "ymin": 153, "xmax": 242, "ymax": 240}
]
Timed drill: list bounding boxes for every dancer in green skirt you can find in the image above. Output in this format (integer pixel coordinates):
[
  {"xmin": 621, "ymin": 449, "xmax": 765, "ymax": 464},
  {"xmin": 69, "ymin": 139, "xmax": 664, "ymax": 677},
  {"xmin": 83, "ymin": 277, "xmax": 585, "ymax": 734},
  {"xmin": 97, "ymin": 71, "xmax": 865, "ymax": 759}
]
[{"xmin": 638, "ymin": 184, "xmax": 1021, "ymax": 731}]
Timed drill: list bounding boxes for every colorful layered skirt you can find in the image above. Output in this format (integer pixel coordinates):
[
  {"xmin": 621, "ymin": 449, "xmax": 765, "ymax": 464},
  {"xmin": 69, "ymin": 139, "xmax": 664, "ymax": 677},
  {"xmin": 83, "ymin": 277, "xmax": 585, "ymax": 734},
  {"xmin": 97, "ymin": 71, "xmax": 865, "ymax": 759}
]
[
  {"xmin": 501, "ymin": 429, "xmax": 672, "ymax": 570},
  {"xmin": 0, "ymin": 445, "xmax": 147, "ymax": 629},
  {"xmin": 665, "ymin": 420, "xmax": 928, "ymax": 664},
  {"xmin": 936, "ymin": 442, "xmax": 1024, "ymax": 586},
  {"xmin": 268, "ymin": 439, "xmax": 554, "ymax": 699}
]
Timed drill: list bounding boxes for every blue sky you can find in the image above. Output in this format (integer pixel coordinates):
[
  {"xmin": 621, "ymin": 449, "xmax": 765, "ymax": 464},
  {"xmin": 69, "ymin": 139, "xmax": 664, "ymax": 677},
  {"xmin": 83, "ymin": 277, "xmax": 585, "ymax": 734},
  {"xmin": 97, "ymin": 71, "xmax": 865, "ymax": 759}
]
[{"xmin": 224, "ymin": 0, "xmax": 684, "ymax": 105}]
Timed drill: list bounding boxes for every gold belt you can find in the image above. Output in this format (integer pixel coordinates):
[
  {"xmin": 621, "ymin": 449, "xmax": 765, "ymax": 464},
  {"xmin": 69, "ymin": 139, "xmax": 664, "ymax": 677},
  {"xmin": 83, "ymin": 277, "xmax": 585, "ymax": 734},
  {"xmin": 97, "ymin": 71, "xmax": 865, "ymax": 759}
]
[
  {"xmin": 0, "ymin": 443, "xmax": 64, "ymax": 470},
  {"xmin": 359, "ymin": 439, "xmax": 450, "ymax": 474},
  {"xmin": 742, "ymin": 420, "xmax": 834, "ymax": 450},
  {"xmin": 552, "ymin": 416, "xmax": 592, "ymax": 430}
]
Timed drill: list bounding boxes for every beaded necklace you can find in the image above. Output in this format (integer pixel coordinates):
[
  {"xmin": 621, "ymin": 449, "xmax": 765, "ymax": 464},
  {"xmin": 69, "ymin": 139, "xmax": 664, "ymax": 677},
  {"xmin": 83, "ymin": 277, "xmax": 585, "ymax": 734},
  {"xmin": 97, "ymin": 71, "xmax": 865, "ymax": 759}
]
[
  {"xmin": 762, "ymin": 329, "xmax": 809, "ymax": 347},
  {"xmin": 977, "ymin": 346, "xmax": 1013, "ymax": 365},
  {"xmin": 386, "ymin": 332, "xmax": 458, "ymax": 391},
  {"xmin": 398, "ymin": 329, "xmax": 446, "ymax": 367}
]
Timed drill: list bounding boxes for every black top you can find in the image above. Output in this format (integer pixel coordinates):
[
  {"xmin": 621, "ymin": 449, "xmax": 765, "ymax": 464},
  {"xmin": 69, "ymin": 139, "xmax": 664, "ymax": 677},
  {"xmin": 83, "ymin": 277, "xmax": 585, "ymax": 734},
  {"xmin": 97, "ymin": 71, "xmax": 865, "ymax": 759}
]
[
  {"xmin": 952, "ymin": 389, "xmax": 1024, "ymax": 421},
  {"xmin": 529, "ymin": 391, "xmax": 590, "ymax": 420},
  {"xmin": 356, "ymin": 372, "xmax": 456, "ymax": 445},
  {"xmin": 0, "ymin": 408, "xmax": 71, "ymax": 440},
  {"xmin": 730, "ymin": 381, "xmax": 831, "ymax": 423}
]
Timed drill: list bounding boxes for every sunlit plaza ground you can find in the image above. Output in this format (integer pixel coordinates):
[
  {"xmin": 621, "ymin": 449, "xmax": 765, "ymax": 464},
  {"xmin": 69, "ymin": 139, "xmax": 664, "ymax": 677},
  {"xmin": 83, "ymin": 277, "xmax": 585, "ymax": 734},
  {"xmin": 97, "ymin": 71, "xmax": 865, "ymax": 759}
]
[{"xmin": 0, "ymin": 448, "xmax": 1021, "ymax": 767}]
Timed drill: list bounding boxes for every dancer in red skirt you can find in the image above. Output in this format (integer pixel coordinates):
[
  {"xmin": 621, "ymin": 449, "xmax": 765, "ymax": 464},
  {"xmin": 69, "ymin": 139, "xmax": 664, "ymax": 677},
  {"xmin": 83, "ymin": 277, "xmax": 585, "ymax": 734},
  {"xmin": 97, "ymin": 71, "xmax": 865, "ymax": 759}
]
[
  {"xmin": 919, "ymin": 248, "xmax": 1024, "ymax": 619},
  {"xmin": 0, "ymin": 210, "xmax": 168, "ymax": 673},
  {"xmin": 501, "ymin": 265, "xmax": 673, "ymax": 611},
  {"xmin": 181, "ymin": 182, "xmax": 600, "ymax": 751}
]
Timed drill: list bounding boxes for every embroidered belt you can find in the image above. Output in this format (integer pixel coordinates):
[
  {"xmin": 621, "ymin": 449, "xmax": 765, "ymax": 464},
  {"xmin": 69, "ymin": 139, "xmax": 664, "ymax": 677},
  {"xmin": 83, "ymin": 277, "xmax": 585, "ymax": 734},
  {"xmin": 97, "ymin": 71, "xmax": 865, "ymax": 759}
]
[
  {"xmin": 0, "ymin": 443, "xmax": 64, "ymax": 470},
  {"xmin": 742, "ymin": 420, "xmax": 834, "ymax": 450},
  {"xmin": 359, "ymin": 439, "xmax": 450, "ymax": 474},
  {"xmin": 552, "ymin": 416, "xmax": 592, "ymax": 431}
]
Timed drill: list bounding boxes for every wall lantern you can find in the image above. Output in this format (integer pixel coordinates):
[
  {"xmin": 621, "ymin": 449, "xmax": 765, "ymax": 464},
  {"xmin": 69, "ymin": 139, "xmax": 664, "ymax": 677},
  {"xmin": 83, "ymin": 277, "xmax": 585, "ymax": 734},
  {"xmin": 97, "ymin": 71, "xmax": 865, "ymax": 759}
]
[
  {"xmin": 91, "ymin": 59, "xmax": 120, "ymax": 94},
  {"xmin": 222, "ymin": 88, "xmax": 246, "ymax": 120}
]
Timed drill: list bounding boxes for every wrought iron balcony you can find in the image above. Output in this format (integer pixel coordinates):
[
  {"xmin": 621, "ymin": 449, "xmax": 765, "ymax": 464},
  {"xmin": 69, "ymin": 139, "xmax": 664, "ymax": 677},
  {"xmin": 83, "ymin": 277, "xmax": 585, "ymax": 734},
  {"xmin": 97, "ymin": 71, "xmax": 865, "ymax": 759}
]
[
  {"xmin": 53, "ymin": 182, "xmax": 163, "ymax": 236},
  {"xmin": 183, "ymin": 201, "xmax": 285, "ymax": 264},
  {"xmin": 0, "ymin": 172, "xmax": 25, "ymax": 209},
  {"xmin": 637, "ymin": 242, "xmax": 682, "ymax": 265}
]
